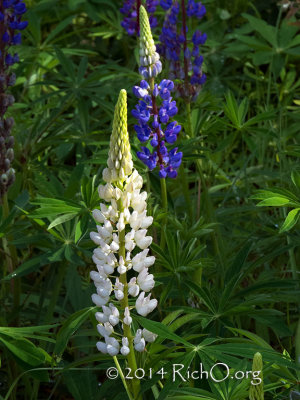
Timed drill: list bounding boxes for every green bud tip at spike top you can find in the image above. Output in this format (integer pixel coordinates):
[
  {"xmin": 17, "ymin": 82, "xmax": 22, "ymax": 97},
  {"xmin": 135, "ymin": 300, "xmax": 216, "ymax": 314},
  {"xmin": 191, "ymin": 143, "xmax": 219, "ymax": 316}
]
[
  {"xmin": 139, "ymin": 6, "xmax": 155, "ymax": 57},
  {"xmin": 138, "ymin": 5, "xmax": 161, "ymax": 77},
  {"xmin": 249, "ymin": 352, "xmax": 264, "ymax": 400},
  {"xmin": 103, "ymin": 89, "xmax": 133, "ymax": 184}
]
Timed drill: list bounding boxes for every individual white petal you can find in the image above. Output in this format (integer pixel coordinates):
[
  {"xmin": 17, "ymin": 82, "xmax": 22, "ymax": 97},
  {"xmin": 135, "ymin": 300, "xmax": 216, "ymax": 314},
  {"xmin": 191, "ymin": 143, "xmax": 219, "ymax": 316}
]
[
  {"xmin": 144, "ymin": 256, "xmax": 155, "ymax": 268},
  {"xmin": 103, "ymin": 264, "xmax": 114, "ymax": 275},
  {"xmin": 140, "ymin": 216, "xmax": 153, "ymax": 229},
  {"xmin": 110, "ymin": 241, "xmax": 119, "ymax": 252},
  {"xmin": 135, "ymin": 292, "xmax": 157, "ymax": 316},
  {"xmin": 92, "ymin": 294, "xmax": 108, "ymax": 307},
  {"xmin": 121, "ymin": 345, "xmax": 130, "ymax": 356},
  {"xmin": 96, "ymin": 341, "xmax": 107, "ymax": 353},
  {"xmin": 137, "ymin": 268, "xmax": 155, "ymax": 292},
  {"xmin": 128, "ymin": 277, "xmax": 140, "ymax": 297},
  {"xmin": 97, "ymin": 322, "xmax": 113, "ymax": 338},
  {"xmin": 123, "ymin": 307, "xmax": 132, "ymax": 325},
  {"xmin": 134, "ymin": 338, "xmax": 145, "ymax": 352},
  {"xmin": 92, "ymin": 209, "xmax": 105, "ymax": 223},
  {"xmin": 90, "ymin": 271, "xmax": 104, "ymax": 283},
  {"xmin": 116, "ymin": 213, "xmax": 125, "ymax": 232},
  {"xmin": 90, "ymin": 232, "xmax": 103, "ymax": 245},
  {"xmin": 142, "ymin": 328, "xmax": 157, "ymax": 343},
  {"xmin": 117, "ymin": 256, "xmax": 127, "ymax": 274},
  {"xmin": 95, "ymin": 312, "xmax": 108, "ymax": 323}
]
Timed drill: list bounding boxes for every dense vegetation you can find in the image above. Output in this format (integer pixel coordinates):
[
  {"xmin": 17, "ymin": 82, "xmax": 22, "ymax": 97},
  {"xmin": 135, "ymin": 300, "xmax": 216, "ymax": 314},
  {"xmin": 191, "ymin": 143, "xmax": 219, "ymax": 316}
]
[{"xmin": 0, "ymin": 0, "xmax": 300, "ymax": 399}]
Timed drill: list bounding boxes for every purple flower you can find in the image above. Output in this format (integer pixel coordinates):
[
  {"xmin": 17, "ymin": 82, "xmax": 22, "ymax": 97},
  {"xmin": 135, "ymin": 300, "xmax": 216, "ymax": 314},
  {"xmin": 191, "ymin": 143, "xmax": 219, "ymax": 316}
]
[
  {"xmin": 120, "ymin": 0, "xmax": 159, "ymax": 36},
  {"xmin": 160, "ymin": 0, "xmax": 173, "ymax": 10},
  {"xmin": 192, "ymin": 30, "xmax": 207, "ymax": 46},
  {"xmin": 158, "ymin": 0, "xmax": 207, "ymax": 101},
  {"xmin": 137, "ymin": 147, "xmax": 158, "ymax": 170},
  {"xmin": 0, "ymin": 0, "xmax": 28, "ymax": 198},
  {"xmin": 132, "ymin": 80, "xmax": 182, "ymax": 178}
]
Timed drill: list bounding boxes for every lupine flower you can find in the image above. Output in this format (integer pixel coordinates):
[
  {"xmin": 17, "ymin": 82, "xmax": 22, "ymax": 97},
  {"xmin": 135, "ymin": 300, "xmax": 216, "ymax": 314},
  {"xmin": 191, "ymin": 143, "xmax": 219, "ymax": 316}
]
[
  {"xmin": 158, "ymin": 0, "xmax": 207, "ymax": 101},
  {"xmin": 133, "ymin": 6, "xmax": 182, "ymax": 178},
  {"xmin": 0, "ymin": 1, "xmax": 28, "ymax": 198},
  {"xmin": 120, "ymin": 0, "xmax": 158, "ymax": 36},
  {"xmin": 90, "ymin": 89, "xmax": 157, "ymax": 357},
  {"xmin": 249, "ymin": 352, "xmax": 264, "ymax": 400}
]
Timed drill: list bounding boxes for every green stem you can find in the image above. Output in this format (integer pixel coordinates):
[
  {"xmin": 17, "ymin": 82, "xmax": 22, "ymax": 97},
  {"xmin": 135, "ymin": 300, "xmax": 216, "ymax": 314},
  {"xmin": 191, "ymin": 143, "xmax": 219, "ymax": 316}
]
[
  {"xmin": 160, "ymin": 178, "xmax": 167, "ymax": 250},
  {"xmin": 113, "ymin": 356, "xmax": 135, "ymax": 400},
  {"xmin": 43, "ymin": 262, "xmax": 68, "ymax": 324},
  {"xmin": 118, "ymin": 198, "xmax": 142, "ymax": 400},
  {"xmin": 186, "ymin": 101, "xmax": 193, "ymax": 138}
]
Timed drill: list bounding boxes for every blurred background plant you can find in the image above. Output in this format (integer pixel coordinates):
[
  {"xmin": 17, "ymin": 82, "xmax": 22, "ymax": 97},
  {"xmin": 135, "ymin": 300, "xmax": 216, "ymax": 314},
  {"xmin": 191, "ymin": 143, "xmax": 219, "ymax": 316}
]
[{"xmin": 0, "ymin": 0, "xmax": 300, "ymax": 399}]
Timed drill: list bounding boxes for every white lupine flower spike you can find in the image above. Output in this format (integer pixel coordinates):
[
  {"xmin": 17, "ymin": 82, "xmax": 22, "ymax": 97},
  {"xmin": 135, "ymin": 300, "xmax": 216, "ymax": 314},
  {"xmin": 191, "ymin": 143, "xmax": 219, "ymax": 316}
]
[{"xmin": 90, "ymin": 90, "xmax": 157, "ymax": 382}]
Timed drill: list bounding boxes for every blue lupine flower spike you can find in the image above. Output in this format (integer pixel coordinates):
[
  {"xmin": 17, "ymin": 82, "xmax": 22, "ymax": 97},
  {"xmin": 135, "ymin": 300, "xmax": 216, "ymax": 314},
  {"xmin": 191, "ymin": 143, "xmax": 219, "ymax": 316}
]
[
  {"xmin": 133, "ymin": 6, "xmax": 182, "ymax": 179},
  {"xmin": 0, "ymin": 1, "xmax": 28, "ymax": 198},
  {"xmin": 158, "ymin": 0, "xmax": 207, "ymax": 101}
]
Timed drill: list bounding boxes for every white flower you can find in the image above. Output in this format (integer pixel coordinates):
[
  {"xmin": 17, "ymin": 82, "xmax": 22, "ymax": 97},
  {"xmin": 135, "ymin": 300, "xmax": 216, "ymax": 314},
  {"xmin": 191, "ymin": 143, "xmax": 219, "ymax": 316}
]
[
  {"xmin": 123, "ymin": 307, "xmax": 132, "ymax": 325},
  {"xmin": 96, "ymin": 341, "xmax": 107, "ymax": 353},
  {"xmin": 95, "ymin": 266, "xmax": 108, "ymax": 278},
  {"xmin": 97, "ymin": 322, "xmax": 114, "ymax": 338},
  {"xmin": 137, "ymin": 268, "xmax": 155, "ymax": 292},
  {"xmin": 117, "ymin": 256, "xmax": 127, "ymax": 275},
  {"xmin": 90, "ymin": 231, "xmax": 103, "ymax": 246},
  {"xmin": 132, "ymin": 249, "xmax": 155, "ymax": 272},
  {"xmin": 96, "ymin": 278, "xmax": 112, "ymax": 299},
  {"xmin": 92, "ymin": 209, "xmax": 105, "ymax": 223},
  {"xmin": 125, "ymin": 229, "xmax": 136, "ymax": 252},
  {"xmin": 92, "ymin": 293, "xmax": 108, "ymax": 307},
  {"xmin": 105, "ymin": 336, "xmax": 120, "ymax": 356},
  {"xmin": 103, "ymin": 264, "xmax": 114, "ymax": 275},
  {"xmin": 114, "ymin": 278, "xmax": 124, "ymax": 300},
  {"xmin": 128, "ymin": 277, "xmax": 139, "ymax": 297},
  {"xmin": 95, "ymin": 312, "xmax": 108, "ymax": 323},
  {"xmin": 98, "ymin": 183, "xmax": 114, "ymax": 201},
  {"xmin": 108, "ymin": 304, "xmax": 120, "ymax": 326},
  {"xmin": 116, "ymin": 213, "xmax": 125, "ymax": 232},
  {"xmin": 90, "ymin": 271, "xmax": 104, "ymax": 283},
  {"xmin": 142, "ymin": 328, "xmax": 157, "ymax": 343},
  {"xmin": 134, "ymin": 229, "xmax": 152, "ymax": 249},
  {"xmin": 136, "ymin": 292, "xmax": 157, "ymax": 316},
  {"xmin": 134, "ymin": 329, "xmax": 146, "ymax": 352},
  {"xmin": 131, "ymin": 196, "xmax": 147, "ymax": 213},
  {"xmin": 90, "ymin": 95, "xmax": 157, "ymax": 357},
  {"xmin": 120, "ymin": 337, "xmax": 130, "ymax": 356}
]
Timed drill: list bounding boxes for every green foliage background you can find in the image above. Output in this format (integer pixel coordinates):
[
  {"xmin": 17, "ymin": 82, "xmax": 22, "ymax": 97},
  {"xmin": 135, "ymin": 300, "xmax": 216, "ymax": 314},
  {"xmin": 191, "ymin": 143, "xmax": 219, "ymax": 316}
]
[{"xmin": 0, "ymin": 0, "xmax": 300, "ymax": 399}]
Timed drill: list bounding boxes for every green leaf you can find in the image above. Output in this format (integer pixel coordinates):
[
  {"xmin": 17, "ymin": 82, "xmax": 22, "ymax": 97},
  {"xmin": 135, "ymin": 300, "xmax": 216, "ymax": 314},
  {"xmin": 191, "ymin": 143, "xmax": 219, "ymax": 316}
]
[
  {"xmin": 48, "ymin": 213, "xmax": 78, "ymax": 230},
  {"xmin": 257, "ymin": 197, "xmax": 290, "ymax": 206},
  {"xmin": 54, "ymin": 307, "xmax": 96, "ymax": 356},
  {"xmin": 279, "ymin": 208, "xmax": 300, "ymax": 233},
  {"xmin": 243, "ymin": 13, "xmax": 277, "ymax": 47},
  {"xmin": 291, "ymin": 170, "xmax": 300, "ymax": 189},
  {"xmin": 0, "ymin": 336, "xmax": 45, "ymax": 366},
  {"xmin": 134, "ymin": 316, "xmax": 193, "ymax": 347}
]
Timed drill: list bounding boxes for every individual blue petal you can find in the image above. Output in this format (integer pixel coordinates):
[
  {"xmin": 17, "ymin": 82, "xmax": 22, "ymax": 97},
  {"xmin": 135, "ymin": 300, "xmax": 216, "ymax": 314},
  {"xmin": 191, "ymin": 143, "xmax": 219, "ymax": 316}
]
[
  {"xmin": 12, "ymin": 33, "xmax": 22, "ymax": 45},
  {"xmin": 160, "ymin": 0, "xmax": 172, "ymax": 10},
  {"xmin": 2, "ymin": 32, "xmax": 10, "ymax": 43}
]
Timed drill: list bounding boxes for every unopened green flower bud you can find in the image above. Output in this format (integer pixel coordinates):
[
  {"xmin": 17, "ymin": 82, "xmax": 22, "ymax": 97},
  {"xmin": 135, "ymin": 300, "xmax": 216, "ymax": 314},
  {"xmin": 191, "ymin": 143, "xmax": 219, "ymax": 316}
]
[
  {"xmin": 139, "ymin": 6, "xmax": 162, "ymax": 78},
  {"xmin": 103, "ymin": 89, "xmax": 133, "ymax": 185},
  {"xmin": 1, "ymin": 174, "xmax": 8, "ymax": 185},
  {"xmin": 6, "ymin": 148, "xmax": 14, "ymax": 161},
  {"xmin": 7, "ymin": 168, "xmax": 15, "ymax": 186},
  {"xmin": 249, "ymin": 352, "xmax": 264, "ymax": 400}
]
